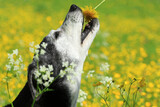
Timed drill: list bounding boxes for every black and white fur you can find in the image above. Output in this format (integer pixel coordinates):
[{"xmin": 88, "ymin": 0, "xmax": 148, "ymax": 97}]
[{"xmin": 5, "ymin": 4, "xmax": 99, "ymax": 107}]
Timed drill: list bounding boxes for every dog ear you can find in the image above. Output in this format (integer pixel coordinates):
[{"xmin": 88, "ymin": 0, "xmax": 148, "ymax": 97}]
[{"xmin": 28, "ymin": 63, "xmax": 42, "ymax": 101}]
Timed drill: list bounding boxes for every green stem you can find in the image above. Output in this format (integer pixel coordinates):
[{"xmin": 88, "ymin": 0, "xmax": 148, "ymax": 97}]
[
  {"xmin": 125, "ymin": 83, "xmax": 131, "ymax": 107},
  {"xmin": 133, "ymin": 88, "xmax": 139, "ymax": 107},
  {"xmin": 120, "ymin": 89, "xmax": 130, "ymax": 107},
  {"xmin": 94, "ymin": 0, "xmax": 106, "ymax": 10},
  {"xmin": 31, "ymin": 96, "xmax": 37, "ymax": 107},
  {"xmin": 6, "ymin": 70, "xmax": 14, "ymax": 107},
  {"xmin": 96, "ymin": 88, "xmax": 109, "ymax": 107},
  {"xmin": 32, "ymin": 54, "xmax": 59, "ymax": 107},
  {"xmin": 125, "ymin": 80, "xmax": 136, "ymax": 107}
]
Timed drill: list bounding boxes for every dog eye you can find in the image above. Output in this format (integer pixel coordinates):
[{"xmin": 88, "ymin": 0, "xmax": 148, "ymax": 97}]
[{"xmin": 54, "ymin": 31, "xmax": 60, "ymax": 39}]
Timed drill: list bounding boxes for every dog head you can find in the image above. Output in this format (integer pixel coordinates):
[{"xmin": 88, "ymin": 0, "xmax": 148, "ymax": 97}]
[
  {"xmin": 48, "ymin": 4, "xmax": 99, "ymax": 63},
  {"xmin": 28, "ymin": 4, "xmax": 99, "ymax": 104}
]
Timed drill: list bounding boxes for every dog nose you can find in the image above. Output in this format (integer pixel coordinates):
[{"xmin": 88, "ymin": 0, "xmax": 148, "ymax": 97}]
[{"xmin": 69, "ymin": 4, "xmax": 78, "ymax": 12}]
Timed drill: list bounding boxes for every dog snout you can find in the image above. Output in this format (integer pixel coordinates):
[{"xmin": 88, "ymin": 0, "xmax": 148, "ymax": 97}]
[{"xmin": 69, "ymin": 4, "xmax": 80, "ymax": 12}]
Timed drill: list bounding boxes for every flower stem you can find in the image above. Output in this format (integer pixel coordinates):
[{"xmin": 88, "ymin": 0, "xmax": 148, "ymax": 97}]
[
  {"xmin": 31, "ymin": 96, "xmax": 37, "ymax": 107},
  {"xmin": 6, "ymin": 71, "xmax": 14, "ymax": 107},
  {"xmin": 120, "ymin": 89, "xmax": 130, "ymax": 107},
  {"xmin": 125, "ymin": 80, "xmax": 136, "ymax": 107},
  {"xmin": 95, "ymin": 88, "xmax": 109, "ymax": 107},
  {"xmin": 133, "ymin": 88, "xmax": 139, "ymax": 107},
  {"xmin": 94, "ymin": 0, "xmax": 106, "ymax": 10}
]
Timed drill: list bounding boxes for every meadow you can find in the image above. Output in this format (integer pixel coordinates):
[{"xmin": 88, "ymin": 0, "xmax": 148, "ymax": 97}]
[{"xmin": 0, "ymin": 0, "xmax": 160, "ymax": 106}]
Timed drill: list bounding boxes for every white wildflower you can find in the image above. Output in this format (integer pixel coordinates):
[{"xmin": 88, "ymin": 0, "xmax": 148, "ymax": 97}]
[
  {"xmin": 34, "ymin": 54, "xmax": 39, "ymax": 60},
  {"xmin": 68, "ymin": 75, "xmax": 76, "ymax": 84},
  {"xmin": 96, "ymin": 86, "xmax": 105, "ymax": 95},
  {"xmin": 77, "ymin": 89, "xmax": 87, "ymax": 106},
  {"xmin": 35, "ymin": 44, "xmax": 40, "ymax": 49},
  {"xmin": 65, "ymin": 67, "xmax": 74, "ymax": 73},
  {"xmin": 42, "ymin": 74, "xmax": 48, "ymax": 81},
  {"xmin": 66, "ymin": 75, "xmax": 72, "ymax": 81},
  {"xmin": 14, "ymin": 66, "xmax": 19, "ymax": 71},
  {"xmin": 40, "ymin": 49, "xmax": 46, "ymax": 55},
  {"xmin": 19, "ymin": 55, "xmax": 23, "ymax": 62},
  {"xmin": 17, "ymin": 71, "xmax": 21, "ymax": 74},
  {"xmin": 34, "ymin": 70, "xmax": 41, "ymax": 79},
  {"xmin": 116, "ymin": 85, "xmax": 120, "ymax": 88},
  {"xmin": 13, "ymin": 49, "xmax": 18, "ymax": 56},
  {"xmin": 43, "ymin": 82, "xmax": 49, "ymax": 87},
  {"xmin": 29, "ymin": 47, "xmax": 35, "ymax": 53},
  {"xmin": 100, "ymin": 76, "xmax": 112, "ymax": 85},
  {"xmin": 48, "ymin": 65, "xmax": 53, "ymax": 72},
  {"xmin": 37, "ymin": 79, "xmax": 43, "ymax": 84},
  {"xmin": 20, "ymin": 64, "xmax": 25, "ymax": 70},
  {"xmin": 87, "ymin": 70, "xmax": 95, "ymax": 78},
  {"xmin": 8, "ymin": 53, "xmax": 13, "ymax": 59},
  {"xmin": 15, "ymin": 60, "xmax": 20, "ymax": 65},
  {"xmin": 40, "ymin": 65, "xmax": 47, "ymax": 72},
  {"xmin": 46, "ymin": 71, "xmax": 51, "ymax": 78},
  {"xmin": 70, "ymin": 62, "xmax": 76, "ymax": 68},
  {"xmin": 59, "ymin": 70, "xmax": 66, "ymax": 77},
  {"xmin": 41, "ymin": 42, "xmax": 48, "ymax": 49},
  {"xmin": 9, "ymin": 58, "xmax": 14, "ymax": 65},
  {"xmin": 100, "ymin": 63, "xmax": 110, "ymax": 71},
  {"xmin": 29, "ymin": 42, "xmax": 34, "ymax": 47},
  {"xmin": 48, "ymin": 77, "xmax": 54, "ymax": 83},
  {"xmin": 107, "ymin": 84, "xmax": 110, "ymax": 88},
  {"xmin": 6, "ymin": 64, "xmax": 11, "ymax": 71},
  {"xmin": 62, "ymin": 61, "xmax": 69, "ymax": 67},
  {"xmin": 35, "ymin": 49, "xmax": 39, "ymax": 54}
]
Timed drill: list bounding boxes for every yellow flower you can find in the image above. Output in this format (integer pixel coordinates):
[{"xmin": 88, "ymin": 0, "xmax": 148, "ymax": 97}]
[
  {"xmin": 145, "ymin": 102, "xmax": 151, "ymax": 107},
  {"xmin": 118, "ymin": 101, "xmax": 124, "ymax": 106},
  {"xmin": 148, "ymin": 82, "xmax": 154, "ymax": 88},
  {"xmin": 59, "ymin": 20, "xmax": 63, "ymax": 25},
  {"xmin": 46, "ymin": 16, "xmax": 52, "ymax": 22},
  {"xmin": 82, "ymin": 6, "xmax": 98, "ymax": 22},
  {"xmin": 114, "ymin": 73, "xmax": 121, "ymax": 78}
]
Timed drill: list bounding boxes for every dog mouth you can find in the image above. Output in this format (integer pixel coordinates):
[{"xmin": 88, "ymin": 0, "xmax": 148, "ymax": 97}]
[{"xmin": 81, "ymin": 18, "xmax": 98, "ymax": 44}]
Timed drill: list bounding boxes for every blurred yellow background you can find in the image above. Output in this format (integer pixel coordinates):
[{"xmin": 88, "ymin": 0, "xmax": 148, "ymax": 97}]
[{"xmin": 0, "ymin": 0, "xmax": 160, "ymax": 106}]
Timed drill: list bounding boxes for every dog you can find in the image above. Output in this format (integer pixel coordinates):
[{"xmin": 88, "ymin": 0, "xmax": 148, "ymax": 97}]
[{"xmin": 5, "ymin": 4, "xmax": 99, "ymax": 107}]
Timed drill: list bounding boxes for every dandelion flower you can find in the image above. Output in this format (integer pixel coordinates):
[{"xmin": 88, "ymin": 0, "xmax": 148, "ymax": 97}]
[{"xmin": 82, "ymin": 6, "xmax": 98, "ymax": 22}]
